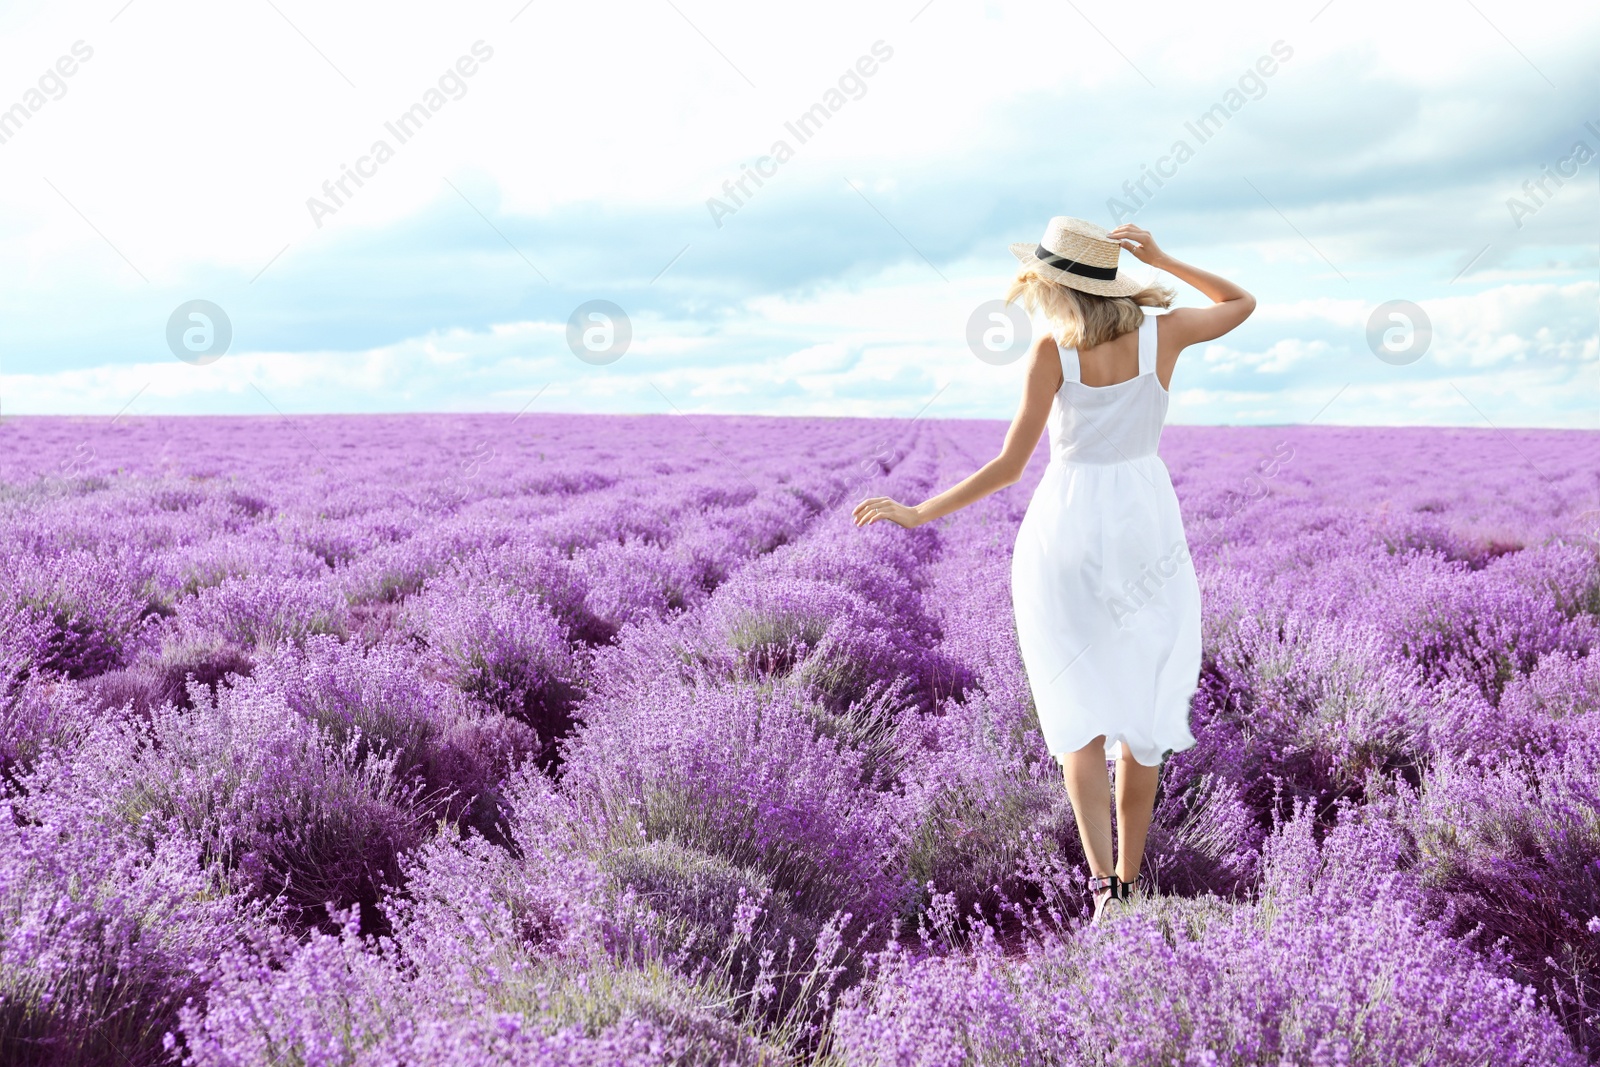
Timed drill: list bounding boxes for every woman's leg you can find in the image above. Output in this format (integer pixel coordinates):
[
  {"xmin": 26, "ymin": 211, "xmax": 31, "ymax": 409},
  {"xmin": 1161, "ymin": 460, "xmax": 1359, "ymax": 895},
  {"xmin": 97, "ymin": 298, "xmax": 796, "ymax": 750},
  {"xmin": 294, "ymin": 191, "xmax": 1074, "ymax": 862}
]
[
  {"xmin": 1060, "ymin": 736, "xmax": 1116, "ymax": 880},
  {"xmin": 1113, "ymin": 748, "xmax": 1161, "ymax": 886}
]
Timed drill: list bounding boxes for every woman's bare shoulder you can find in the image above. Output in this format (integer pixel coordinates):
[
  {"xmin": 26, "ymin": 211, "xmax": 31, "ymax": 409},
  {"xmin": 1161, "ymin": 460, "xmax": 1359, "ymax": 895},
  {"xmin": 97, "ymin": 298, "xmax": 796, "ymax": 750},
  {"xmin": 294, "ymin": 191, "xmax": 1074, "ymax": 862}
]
[
  {"xmin": 1029, "ymin": 331, "xmax": 1061, "ymax": 370},
  {"xmin": 1154, "ymin": 308, "xmax": 1189, "ymax": 352},
  {"xmin": 1158, "ymin": 302, "xmax": 1254, "ymax": 351},
  {"xmin": 1028, "ymin": 332, "xmax": 1064, "ymax": 392}
]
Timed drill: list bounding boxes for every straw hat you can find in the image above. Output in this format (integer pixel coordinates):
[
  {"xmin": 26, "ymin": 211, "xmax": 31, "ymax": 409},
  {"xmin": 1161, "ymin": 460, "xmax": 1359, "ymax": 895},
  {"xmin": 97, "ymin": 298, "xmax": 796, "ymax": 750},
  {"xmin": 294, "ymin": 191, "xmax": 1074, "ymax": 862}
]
[{"xmin": 1009, "ymin": 216, "xmax": 1145, "ymax": 297}]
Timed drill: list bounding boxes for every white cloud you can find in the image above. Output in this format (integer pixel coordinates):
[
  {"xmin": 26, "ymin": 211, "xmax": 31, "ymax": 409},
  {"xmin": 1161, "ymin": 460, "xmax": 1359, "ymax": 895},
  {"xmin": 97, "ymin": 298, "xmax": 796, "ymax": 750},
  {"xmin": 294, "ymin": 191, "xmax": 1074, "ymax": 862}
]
[
  {"xmin": 1199, "ymin": 338, "xmax": 1331, "ymax": 374},
  {"xmin": 0, "ymin": 0, "xmax": 1596, "ymax": 427}
]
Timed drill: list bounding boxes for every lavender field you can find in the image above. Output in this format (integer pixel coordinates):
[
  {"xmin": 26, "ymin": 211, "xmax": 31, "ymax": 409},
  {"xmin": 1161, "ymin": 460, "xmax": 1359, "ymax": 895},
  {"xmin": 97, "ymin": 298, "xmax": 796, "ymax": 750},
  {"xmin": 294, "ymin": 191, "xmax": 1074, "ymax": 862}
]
[{"xmin": 2, "ymin": 412, "xmax": 1599, "ymax": 1066}]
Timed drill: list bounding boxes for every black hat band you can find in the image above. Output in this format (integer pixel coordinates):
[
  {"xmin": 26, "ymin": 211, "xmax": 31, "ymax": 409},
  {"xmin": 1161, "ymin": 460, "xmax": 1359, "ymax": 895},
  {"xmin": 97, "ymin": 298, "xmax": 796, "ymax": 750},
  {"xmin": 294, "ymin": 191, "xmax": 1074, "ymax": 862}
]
[{"xmin": 1035, "ymin": 244, "xmax": 1118, "ymax": 281}]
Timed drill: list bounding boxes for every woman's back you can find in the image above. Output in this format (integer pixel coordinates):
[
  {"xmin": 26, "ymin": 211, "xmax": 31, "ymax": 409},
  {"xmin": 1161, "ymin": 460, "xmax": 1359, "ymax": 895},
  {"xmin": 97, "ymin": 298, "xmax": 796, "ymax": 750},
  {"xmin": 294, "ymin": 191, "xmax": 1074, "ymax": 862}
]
[
  {"xmin": 1071, "ymin": 322, "xmax": 1144, "ymax": 389},
  {"xmin": 1046, "ymin": 313, "xmax": 1169, "ymax": 466}
]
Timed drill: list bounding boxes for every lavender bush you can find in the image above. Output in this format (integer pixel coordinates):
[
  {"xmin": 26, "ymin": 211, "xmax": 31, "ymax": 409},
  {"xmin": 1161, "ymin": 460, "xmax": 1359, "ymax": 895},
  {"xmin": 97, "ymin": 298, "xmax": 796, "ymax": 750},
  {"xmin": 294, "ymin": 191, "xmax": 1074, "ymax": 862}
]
[{"xmin": 0, "ymin": 414, "xmax": 1594, "ymax": 1064}]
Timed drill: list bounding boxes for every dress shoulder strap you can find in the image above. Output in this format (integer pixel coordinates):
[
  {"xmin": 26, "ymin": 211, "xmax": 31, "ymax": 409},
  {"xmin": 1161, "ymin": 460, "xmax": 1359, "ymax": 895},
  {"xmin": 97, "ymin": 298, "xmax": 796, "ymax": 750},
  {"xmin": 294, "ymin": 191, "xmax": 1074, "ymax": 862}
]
[
  {"xmin": 1057, "ymin": 335, "xmax": 1081, "ymax": 385},
  {"xmin": 1137, "ymin": 314, "xmax": 1157, "ymax": 377}
]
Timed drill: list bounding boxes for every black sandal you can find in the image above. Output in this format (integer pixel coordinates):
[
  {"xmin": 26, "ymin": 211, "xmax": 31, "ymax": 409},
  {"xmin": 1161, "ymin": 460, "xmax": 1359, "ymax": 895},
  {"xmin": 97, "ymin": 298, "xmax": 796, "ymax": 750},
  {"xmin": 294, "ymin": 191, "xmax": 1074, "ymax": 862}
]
[
  {"xmin": 1117, "ymin": 872, "xmax": 1143, "ymax": 903},
  {"xmin": 1087, "ymin": 872, "xmax": 1122, "ymax": 924}
]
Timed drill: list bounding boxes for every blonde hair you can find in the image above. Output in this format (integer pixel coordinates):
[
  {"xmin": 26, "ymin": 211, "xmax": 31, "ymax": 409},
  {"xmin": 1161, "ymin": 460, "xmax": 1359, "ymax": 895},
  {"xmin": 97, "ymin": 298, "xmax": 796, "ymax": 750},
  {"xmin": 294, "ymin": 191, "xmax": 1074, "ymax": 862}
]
[{"xmin": 1004, "ymin": 269, "xmax": 1176, "ymax": 351}]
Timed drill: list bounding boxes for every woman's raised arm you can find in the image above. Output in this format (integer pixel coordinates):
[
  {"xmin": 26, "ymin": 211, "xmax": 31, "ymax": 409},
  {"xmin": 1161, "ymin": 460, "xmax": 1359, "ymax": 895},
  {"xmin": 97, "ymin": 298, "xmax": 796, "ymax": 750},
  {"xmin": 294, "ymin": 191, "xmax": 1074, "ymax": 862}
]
[{"xmin": 1107, "ymin": 223, "xmax": 1256, "ymax": 349}]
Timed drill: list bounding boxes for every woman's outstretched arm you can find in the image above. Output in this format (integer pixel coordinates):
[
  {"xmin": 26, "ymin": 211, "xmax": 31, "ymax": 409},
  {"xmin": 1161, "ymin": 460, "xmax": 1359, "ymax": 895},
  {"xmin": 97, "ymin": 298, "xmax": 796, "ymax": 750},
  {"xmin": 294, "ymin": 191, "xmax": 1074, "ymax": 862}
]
[{"xmin": 853, "ymin": 332, "xmax": 1061, "ymax": 529}]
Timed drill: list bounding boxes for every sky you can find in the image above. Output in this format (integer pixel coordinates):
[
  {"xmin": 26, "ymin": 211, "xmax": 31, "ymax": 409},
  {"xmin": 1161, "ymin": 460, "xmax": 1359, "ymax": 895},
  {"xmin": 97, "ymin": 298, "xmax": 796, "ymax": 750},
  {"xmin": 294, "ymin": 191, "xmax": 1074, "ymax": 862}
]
[{"xmin": 0, "ymin": 0, "xmax": 1596, "ymax": 428}]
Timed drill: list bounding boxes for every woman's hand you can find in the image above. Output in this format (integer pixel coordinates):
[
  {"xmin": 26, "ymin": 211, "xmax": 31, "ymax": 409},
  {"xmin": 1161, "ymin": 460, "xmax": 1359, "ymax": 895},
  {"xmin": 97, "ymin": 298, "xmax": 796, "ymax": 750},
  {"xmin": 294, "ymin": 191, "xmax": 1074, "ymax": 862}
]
[
  {"xmin": 852, "ymin": 496, "xmax": 924, "ymax": 529},
  {"xmin": 1105, "ymin": 224, "xmax": 1168, "ymax": 266}
]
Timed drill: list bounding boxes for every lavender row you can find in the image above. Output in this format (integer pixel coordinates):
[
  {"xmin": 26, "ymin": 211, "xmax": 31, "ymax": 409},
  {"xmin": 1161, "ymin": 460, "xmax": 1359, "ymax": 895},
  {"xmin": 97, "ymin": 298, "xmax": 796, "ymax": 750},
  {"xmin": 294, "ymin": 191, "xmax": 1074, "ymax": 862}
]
[{"xmin": 1, "ymin": 415, "xmax": 1598, "ymax": 1065}]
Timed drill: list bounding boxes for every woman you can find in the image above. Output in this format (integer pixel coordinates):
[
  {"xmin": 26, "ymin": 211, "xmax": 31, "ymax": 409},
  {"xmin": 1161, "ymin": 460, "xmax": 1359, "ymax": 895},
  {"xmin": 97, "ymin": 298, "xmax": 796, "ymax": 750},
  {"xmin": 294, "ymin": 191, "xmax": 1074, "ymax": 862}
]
[{"xmin": 852, "ymin": 217, "xmax": 1254, "ymax": 924}]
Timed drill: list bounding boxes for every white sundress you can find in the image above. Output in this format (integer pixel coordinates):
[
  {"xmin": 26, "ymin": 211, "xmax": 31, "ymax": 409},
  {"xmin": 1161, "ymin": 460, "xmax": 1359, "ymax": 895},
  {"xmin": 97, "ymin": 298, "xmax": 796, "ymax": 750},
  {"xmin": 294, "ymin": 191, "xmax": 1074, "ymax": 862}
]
[{"xmin": 1010, "ymin": 312, "xmax": 1201, "ymax": 767}]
